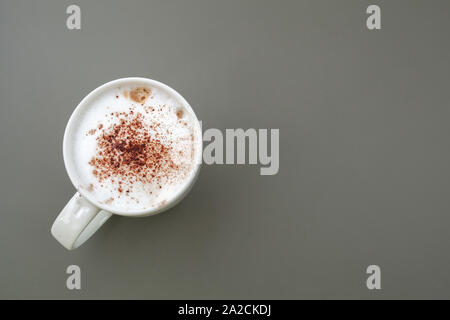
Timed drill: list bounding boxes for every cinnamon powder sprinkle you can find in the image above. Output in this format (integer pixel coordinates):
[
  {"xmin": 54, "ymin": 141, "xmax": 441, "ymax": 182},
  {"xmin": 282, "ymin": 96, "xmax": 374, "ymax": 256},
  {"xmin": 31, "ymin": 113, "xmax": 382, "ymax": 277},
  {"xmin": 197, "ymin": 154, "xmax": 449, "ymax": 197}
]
[
  {"xmin": 87, "ymin": 129, "xmax": 96, "ymax": 136},
  {"xmin": 104, "ymin": 197, "xmax": 114, "ymax": 204},
  {"xmin": 88, "ymin": 111, "xmax": 182, "ymax": 194},
  {"xmin": 129, "ymin": 87, "xmax": 151, "ymax": 103}
]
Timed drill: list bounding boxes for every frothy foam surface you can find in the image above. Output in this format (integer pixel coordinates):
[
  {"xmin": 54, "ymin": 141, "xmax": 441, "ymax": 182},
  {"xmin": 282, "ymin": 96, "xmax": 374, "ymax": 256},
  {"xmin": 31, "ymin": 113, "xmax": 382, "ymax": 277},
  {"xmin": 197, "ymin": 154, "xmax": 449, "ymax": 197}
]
[{"xmin": 69, "ymin": 83, "xmax": 198, "ymax": 212}]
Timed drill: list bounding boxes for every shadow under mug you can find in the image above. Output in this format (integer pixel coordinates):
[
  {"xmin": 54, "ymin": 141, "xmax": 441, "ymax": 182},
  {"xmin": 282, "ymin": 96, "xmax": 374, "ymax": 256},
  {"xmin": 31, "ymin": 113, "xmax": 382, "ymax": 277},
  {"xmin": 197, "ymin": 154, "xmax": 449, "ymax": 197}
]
[{"xmin": 51, "ymin": 78, "xmax": 203, "ymax": 250}]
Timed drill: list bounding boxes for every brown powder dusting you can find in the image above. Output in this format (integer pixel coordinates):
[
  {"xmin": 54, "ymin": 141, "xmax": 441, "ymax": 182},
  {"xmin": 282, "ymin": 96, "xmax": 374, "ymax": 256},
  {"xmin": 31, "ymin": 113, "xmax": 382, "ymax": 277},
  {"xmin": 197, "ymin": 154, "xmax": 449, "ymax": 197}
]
[
  {"xmin": 123, "ymin": 90, "xmax": 129, "ymax": 99},
  {"xmin": 88, "ymin": 110, "xmax": 182, "ymax": 195},
  {"xmin": 130, "ymin": 87, "xmax": 151, "ymax": 103},
  {"xmin": 104, "ymin": 197, "xmax": 114, "ymax": 204},
  {"xmin": 176, "ymin": 109, "xmax": 184, "ymax": 119},
  {"xmin": 158, "ymin": 200, "xmax": 167, "ymax": 209},
  {"xmin": 87, "ymin": 129, "xmax": 96, "ymax": 136}
]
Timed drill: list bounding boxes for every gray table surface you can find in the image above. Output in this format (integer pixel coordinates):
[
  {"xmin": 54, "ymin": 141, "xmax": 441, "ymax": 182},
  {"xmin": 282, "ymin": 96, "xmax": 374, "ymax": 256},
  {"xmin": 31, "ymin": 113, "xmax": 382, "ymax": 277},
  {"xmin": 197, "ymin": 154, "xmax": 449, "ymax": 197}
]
[{"xmin": 1, "ymin": 0, "xmax": 450, "ymax": 299}]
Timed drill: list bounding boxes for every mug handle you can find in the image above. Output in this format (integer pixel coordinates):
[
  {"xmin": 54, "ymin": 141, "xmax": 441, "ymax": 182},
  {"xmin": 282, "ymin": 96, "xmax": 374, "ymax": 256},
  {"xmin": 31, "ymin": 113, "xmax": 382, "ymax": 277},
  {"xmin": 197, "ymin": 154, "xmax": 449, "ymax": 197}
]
[{"xmin": 51, "ymin": 193, "xmax": 112, "ymax": 250}]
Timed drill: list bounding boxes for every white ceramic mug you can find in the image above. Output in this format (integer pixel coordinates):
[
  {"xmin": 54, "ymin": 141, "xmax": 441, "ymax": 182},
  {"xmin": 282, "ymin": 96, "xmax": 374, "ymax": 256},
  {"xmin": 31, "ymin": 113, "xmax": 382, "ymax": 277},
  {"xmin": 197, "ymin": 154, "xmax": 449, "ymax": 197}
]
[{"xmin": 51, "ymin": 78, "xmax": 202, "ymax": 250}]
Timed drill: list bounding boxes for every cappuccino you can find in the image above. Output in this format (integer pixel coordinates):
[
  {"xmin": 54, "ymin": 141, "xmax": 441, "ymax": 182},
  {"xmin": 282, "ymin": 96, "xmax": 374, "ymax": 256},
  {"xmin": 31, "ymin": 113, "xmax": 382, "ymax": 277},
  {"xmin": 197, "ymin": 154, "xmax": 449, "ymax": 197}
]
[{"xmin": 68, "ymin": 83, "xmax": 199, "ymax": 212}]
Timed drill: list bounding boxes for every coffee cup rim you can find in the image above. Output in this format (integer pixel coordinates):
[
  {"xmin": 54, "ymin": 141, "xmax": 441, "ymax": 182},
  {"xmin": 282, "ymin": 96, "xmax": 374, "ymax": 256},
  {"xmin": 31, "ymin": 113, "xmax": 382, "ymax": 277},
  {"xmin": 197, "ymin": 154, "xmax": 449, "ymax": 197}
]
[{"xmin": 63, "ymin": 77, "xmax": 203, "ymax": 216}]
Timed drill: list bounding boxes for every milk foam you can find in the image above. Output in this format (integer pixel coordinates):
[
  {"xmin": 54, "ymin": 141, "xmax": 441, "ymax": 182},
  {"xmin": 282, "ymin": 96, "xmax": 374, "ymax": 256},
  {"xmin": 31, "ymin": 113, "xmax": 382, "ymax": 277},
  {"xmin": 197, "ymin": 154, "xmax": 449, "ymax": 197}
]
[{"xmin": 71, "ymin": 84, "xmax": 198, "ymax": 212}]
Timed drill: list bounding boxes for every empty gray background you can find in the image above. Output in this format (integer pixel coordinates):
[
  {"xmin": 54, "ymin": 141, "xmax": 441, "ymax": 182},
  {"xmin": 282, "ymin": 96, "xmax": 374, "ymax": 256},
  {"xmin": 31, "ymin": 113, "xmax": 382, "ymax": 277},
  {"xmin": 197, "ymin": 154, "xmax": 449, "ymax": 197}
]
[{"xmin": 1, "ymin": 0, "xmax": 449, "ymax": 299}]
